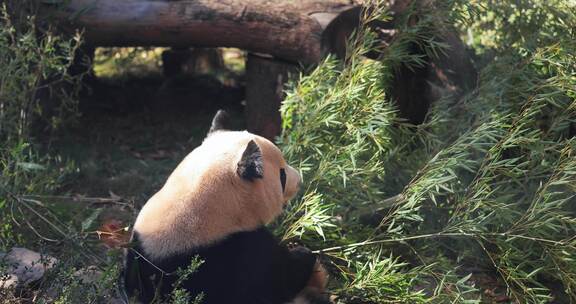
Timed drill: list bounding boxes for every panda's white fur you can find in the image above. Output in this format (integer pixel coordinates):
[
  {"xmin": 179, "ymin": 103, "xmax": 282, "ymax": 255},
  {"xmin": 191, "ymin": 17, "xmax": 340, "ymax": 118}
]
[{"xmin": 133, "ymin": 130, "xmax": 301, "ymax": 261}]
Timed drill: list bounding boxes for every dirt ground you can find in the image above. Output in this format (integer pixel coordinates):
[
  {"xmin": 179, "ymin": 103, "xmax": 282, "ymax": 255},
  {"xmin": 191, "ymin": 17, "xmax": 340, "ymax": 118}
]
[{"xmin": 54, "ymin": 74, "xmax": 245, "ymax": 205}]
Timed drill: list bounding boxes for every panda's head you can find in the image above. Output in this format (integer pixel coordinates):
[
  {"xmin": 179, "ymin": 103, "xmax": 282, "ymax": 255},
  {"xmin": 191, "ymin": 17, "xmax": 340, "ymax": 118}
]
[
  {"xmin": 133, "ymin": 110, "xmax": 301, "ymax": 259},
  {"xmin": 198, "ymin": 110, "xmax": 302, "ymax": 220}
]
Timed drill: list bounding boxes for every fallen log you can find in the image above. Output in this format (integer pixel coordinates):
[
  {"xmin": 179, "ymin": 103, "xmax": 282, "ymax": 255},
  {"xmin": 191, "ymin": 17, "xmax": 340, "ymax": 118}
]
[{"xmin": 39, "ymin": 0, "xmax": 359, "ymax": 65}]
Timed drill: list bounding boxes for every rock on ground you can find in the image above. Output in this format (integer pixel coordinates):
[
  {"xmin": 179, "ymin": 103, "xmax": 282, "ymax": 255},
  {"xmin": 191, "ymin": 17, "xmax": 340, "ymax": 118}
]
[{"xmin": 0, "ymin": 247, "xmax": 57, "ymax": 289}]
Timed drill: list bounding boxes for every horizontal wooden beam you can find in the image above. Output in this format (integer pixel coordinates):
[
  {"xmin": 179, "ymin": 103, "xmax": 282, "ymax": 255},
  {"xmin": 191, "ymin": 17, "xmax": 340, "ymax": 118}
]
[{"xmin": 39, "ymin": 0, "xmax": 357, "ymax": 64}]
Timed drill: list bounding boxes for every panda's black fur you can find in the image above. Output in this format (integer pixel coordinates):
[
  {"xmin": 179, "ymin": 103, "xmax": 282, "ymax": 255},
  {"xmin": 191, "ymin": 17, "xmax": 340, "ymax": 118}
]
[
  {"xmin": 123, "ymin": 110, "xmax": 329, "ymax": 304},
  {"xmin": 125, "ymin": 229, "xmax": 318, "ymax": 303}
]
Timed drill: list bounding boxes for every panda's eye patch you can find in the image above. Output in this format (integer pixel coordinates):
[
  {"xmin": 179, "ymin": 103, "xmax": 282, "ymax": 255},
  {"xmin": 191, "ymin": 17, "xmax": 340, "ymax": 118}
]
[{"xmin": 280, "ymin": 168, "xmax": 286, "ymax": 193}]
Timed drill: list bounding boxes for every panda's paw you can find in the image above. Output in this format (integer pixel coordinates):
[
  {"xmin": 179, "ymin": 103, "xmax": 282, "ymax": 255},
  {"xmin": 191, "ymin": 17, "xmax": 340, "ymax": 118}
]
[
  {"xmin": 287, "ymin": 243, "xmax": 312, "ymax": 255},
  {"xmin": 286, "ymin": 241, "xmax": 306, "ymax": 251},
  {"xmin": 286, "ymin": 241, "xmax": 316, "ymax": 269}
]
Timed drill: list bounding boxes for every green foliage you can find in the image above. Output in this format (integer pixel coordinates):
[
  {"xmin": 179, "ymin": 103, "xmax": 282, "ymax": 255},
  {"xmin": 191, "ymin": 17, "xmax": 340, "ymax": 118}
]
[
  {"xmin": 170, "ymin": 256, "xmax": 205, "ymax": 304},
  {"xmin": 49, "ymin": 254, "xmax": 123, "ymax": 304},
  {"xmin": 0, "ymin": 3, "xmax": 122, "ymax": 303},
  {"xmin": 0, "ymin": 0, "xmax": 83, "ymax": 253},
  {"xmin": 278, "ymin": 54, "xmax": 397, "ymax": 243},
  {"xmin": 279, "ymin": 0, "xmax": 576, "ymax": 302},
  {"xmin": 462, "ymin": 0, "xmax": 574, "ymax": 54},
  {"xmin": 0, "ymin": 1, "xmax": 83, "ymax": 251},
  {"xmin": 342, "ymin": 251, "xmax": 427, "ymax": 303},
  {"xmin": 0, "ymin": 3, "xmax": 82, "ymax": 142}
]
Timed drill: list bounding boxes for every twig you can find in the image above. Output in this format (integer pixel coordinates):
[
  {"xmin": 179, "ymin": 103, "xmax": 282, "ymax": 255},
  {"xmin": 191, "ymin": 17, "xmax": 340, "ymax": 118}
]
[
  {"xmin": 7, "ymin": 192, "xmax": 106, "ymax": 264},
  {"xmin": 19, "ymin": 194, "xmax": 134, "ymax": 208},
  {"xmin": 314, "ymin": 232, "xmax": 574, "ymax": 253},
  {"xmin": 17, "ymin": 197, "xmax": 68, "ymax": 238},
  {"xmin": 18, "ymin": 204, "xmax": 61, "ymax": 242},
  {"xmin": 353, "ymin": 193, "xmax": 404, "ymax": 219},
  {"xmin": 129, "ymin": 248, "xmax": 175, "ymax": 277}
]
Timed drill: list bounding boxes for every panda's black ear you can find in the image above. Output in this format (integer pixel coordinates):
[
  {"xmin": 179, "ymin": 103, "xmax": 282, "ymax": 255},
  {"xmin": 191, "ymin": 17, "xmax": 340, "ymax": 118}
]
[
  {"xmin": 208, "ymin": 109, "xmax": 231, "ymax": 135},
  {"xmin": 237, "ymin": 140, "xmax": 263, "ymax": 181}
]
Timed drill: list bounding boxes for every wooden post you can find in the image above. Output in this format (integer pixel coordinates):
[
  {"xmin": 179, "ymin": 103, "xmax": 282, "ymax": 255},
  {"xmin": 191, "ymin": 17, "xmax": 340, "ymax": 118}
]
[{"xmin": 245, "ymin": 54, "xmax": 297, "ymax": 141}]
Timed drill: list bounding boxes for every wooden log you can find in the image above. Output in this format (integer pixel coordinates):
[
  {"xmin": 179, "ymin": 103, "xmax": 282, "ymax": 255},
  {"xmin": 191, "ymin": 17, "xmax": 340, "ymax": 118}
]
[{"xmin": 39, "ymin": 0, "xmax": 358, "ymax": 65}]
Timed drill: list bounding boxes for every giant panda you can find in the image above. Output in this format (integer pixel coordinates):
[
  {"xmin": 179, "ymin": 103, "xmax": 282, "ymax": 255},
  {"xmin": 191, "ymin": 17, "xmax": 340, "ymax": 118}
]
[{"xmin": 124, "ymin": 110, "xmax": 329, "ymax": 304}]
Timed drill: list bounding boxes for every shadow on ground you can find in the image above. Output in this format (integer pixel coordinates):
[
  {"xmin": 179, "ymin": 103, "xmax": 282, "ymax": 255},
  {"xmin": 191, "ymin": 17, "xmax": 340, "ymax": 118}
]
[{"xmin": 52, "ymin": 74, "xmax": 245, "ymax": 207}]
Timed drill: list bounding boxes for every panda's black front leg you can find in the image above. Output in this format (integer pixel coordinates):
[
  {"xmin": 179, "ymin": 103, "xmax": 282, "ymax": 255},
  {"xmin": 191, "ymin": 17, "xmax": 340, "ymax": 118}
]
[
  {"xmin": 286, "ymin": 243, "xmax": 316, "ymax": 264},
  {"xmin": 267, "ymin": 241, "xmax": 316, "ymax": 300},
  {"xmin": 285, "ymin": 243, "xmax": 330, "ymax": 303}
]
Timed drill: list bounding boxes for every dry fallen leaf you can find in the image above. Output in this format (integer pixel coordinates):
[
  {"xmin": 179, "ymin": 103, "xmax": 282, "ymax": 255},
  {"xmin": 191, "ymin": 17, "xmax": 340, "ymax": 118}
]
[{"xmin": 97, "ymin": 219, "xmax": 130, "ymax": 248}]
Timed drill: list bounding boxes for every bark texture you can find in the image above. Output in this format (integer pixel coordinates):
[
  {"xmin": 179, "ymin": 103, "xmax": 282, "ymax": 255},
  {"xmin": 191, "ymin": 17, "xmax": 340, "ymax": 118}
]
[
  {"xmin": 40, "ymin": 0, "xmax": 358, "ymax": 65},
  {"xmin": 245, "ymin": 53, "xmax": 297, "ymax": 141}
]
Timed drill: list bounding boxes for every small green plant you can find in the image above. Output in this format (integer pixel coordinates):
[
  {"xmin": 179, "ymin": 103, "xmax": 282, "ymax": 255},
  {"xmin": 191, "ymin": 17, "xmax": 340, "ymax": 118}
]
[
  {"xmin": 170, "ymin": 256, "xmax": 205, "ymax": 304},
  {"xmin": 50, "ymin": 256, "xmax": 123, "ymax": 304}
]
